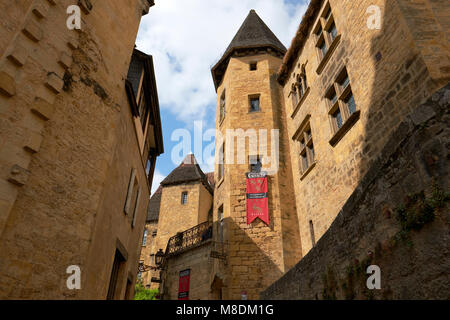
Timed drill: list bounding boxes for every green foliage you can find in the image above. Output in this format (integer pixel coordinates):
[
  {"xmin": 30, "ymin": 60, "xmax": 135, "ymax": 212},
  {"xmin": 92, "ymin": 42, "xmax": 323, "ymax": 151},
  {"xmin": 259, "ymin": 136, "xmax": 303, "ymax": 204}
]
[
  {"xmin": 394, "ymin": 186, "xmax": 449, "ymax": 246},
  {"xmin": 134, "ymin": 281, "xmax": 159, "ymax": 300},
  {"xmin": 319, "ymin": 185, "xmax": 448, "ymax": 300}
]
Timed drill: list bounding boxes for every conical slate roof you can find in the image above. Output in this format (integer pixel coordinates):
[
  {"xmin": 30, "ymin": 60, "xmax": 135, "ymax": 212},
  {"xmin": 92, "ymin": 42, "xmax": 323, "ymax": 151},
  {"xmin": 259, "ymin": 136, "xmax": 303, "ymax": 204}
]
[
  {"xmin": 224, "ymin": 10, "xmax": 286, "ymax": 56},
  {"xmin": 160, "ymin": 154, "xmax": 213, "ymax": 194},
  {"xmin": 211, "ymin": 10, "xmax": 287, "ymax": 89}
]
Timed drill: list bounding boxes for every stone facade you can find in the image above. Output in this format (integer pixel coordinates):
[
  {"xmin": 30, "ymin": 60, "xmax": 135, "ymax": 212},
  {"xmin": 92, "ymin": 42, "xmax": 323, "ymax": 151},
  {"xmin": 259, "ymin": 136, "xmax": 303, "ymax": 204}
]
[
  {"xmin": 155, "ymin": 181, "xmax": 213, "ymax": 255},
  {"xmin": 137, "ymin": 155, "xmax": 214, "ymax": 297},
  {"xmin": 208, "ymin": 11, "xmax": 301, "ymax": 300},
  {"xmin": 139, "ymin": 220, "xmax": 159, "ymax": 290},
  {"xmin": 261, "ymin": 84, "xmax": 450, "ymax": 299},
  {"xmin": 279, "ymin": 0, "xmax": 449, "ymax": 257},
  {"xmin": 163, "ymin": 241, "xmax": 214, "ymax": 300},
  {"xmin": 0, "ymin": 0, "xmax": 163, "ymax": 299},
  {"xmin": 141, "ymin": 3, "xmax": 448, "ymax": 300}
]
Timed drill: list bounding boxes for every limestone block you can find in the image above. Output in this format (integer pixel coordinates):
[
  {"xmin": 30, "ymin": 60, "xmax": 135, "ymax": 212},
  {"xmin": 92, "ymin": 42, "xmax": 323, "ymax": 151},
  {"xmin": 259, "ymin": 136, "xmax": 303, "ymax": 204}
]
[
  {"xmin": 45, "ymin": 73, "xmax": 63, "ymax": 94},
  {"xmin": 8, "ymin": 165, "xmax": 30, "ymax": 186},
  {"xmin": 22, "ymin": 19, "xmax": 43, "ymax": 42},
  {"xmin": 0, "ymin": 71, "xmax": 16, "ymax": 97},
  {"xmin": 24, "ymin": 131, "xmax": 43, "ymax": 153},
  {"xmin": 58, "ymin": 52, "xmax": 73, "ymax": 70},
  {"xmin": 32, "ymin": 2, "xmax": 49, "ymax": 19},
  {"xmin": 7, "ymin": 44, "xmax": 28, "ymax": 67},
  {"xmin": 31, "ymin": 97, "xmax": 54, "ymax": 120}
]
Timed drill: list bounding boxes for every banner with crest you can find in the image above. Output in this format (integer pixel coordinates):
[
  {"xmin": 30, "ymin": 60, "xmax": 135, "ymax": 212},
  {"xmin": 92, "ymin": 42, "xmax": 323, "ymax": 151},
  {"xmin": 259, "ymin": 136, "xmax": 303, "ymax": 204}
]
[{"xmin": 245, "ymin": 172, "xmax": 269, "ymax": 225}]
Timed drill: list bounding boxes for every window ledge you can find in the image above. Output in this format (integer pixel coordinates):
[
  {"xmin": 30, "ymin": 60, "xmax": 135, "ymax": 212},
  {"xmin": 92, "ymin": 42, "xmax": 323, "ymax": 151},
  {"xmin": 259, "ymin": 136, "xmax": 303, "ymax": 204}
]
[
  {"xmin": 300, "ymin": 161, "xmax": 317, "ymax": 181},
  {"xmin": 316, "ymin": 34, "xmax": 341, "ymax": 75},
  {"xmin": 291, "ymin": 87, "xmax": 310, "ymax": 119},
  {"xmin": 329, "ymin": 110, "xmax": 361, "ymax": 147}
]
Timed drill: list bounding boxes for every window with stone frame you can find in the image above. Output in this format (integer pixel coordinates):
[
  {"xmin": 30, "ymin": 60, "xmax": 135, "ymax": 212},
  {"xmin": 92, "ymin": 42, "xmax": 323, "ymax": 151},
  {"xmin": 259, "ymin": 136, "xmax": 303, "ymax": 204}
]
[
  {"xmin": 326, "ymin": 67, "xmax": 360, "ymax": 145},
  {"xmin": 124, "ymin": 168, "xmax": 137, "ymax": 215},
  {"xmin": 218, "ymin": 142, "xmax": 225, "ymax": 181},
  {"xmin": 219, "ymin": 90, "xmax": 226, "ymax": 123},
  {"xmin": 291, "ymin": 83, "xmax": 299, "ymax": 108},
  {"xmin": 294, "ymin": 120, "xmax": 316, "ymax": 177},
  {"xmin": 249, "ymin": 95, "xmax": 260, "ymax": 112},
  {"xmin": 142, "ymin": 229, "xmax": 148, "ymax": 246},
  {"xmin": 313, "ymin": 2, "xmax": 340, "ymax": 73},
  {"xmin": 309, "ymin": 220, "xmax": 316, "ymax": 247},
  {"xmin": 290, "ymin": 64, "xmax": 310, "ymax": 118},
  {"xmin": 181, "ymin": 191, "xmax": 188, "ymax": 205},
  {"xmin": 218, "ymin": 205, "xmax": 224, "ymax": 243}
]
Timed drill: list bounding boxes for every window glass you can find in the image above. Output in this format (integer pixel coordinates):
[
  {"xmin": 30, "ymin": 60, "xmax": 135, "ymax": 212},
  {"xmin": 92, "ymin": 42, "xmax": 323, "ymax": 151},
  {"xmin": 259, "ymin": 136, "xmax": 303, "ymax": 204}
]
[
  {"xmin": 301, "ymin": 153, "xmax": 309, "ymax": 171},
  {"xmin": 333, "ymin": 108, "xmax": 343, "ymax": 129},
  {"xmin": 250, "ymin": 97, "xmax": 260, "ymax": 112},
  {"xmin": 181, "ymin": 192, "xmax": 188, "ymax": 204},
  {"xmin": 346, "ymin": 93, "xmax": 356, "ymax": 115},
  {"xmin": 320, "ymin": 41, "xmax": 327, "ymax": 56},
  {"xmin": 330, "ymin": 23, "xmax": 337, "ymax": 41}
]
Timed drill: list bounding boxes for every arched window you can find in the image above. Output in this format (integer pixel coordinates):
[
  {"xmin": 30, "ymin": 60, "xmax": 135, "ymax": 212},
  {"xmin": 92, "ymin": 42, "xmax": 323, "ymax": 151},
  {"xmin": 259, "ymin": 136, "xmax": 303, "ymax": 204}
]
[
  {"xmin": 296, "ymin": 74, "xmax": 304, "ymax": 98},
  {"xmin": 291, "ymin": 83, "xmax": 298, "ymax": 107},
  {"xmin": 301, "ymin": 65, "xmax": 308, "ymax": 89}
]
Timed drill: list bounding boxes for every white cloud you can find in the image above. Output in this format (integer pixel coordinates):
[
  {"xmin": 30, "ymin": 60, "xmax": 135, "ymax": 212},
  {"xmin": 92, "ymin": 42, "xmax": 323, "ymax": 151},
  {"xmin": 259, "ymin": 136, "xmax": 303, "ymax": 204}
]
[
  {"xmin": 136, "ymin": 0, "xmax": 308, "ymax": 125},
  {"xmin": 150, "ymin": 169, "xmax": 165, "ymax": 195}
]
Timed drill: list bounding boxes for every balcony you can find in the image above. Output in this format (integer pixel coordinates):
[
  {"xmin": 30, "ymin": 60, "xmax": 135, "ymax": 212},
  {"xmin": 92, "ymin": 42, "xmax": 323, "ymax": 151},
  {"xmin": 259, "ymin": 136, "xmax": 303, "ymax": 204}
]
[{"xmin": 165, "ymin": 221, "xmax": 213, "ymax": 257}]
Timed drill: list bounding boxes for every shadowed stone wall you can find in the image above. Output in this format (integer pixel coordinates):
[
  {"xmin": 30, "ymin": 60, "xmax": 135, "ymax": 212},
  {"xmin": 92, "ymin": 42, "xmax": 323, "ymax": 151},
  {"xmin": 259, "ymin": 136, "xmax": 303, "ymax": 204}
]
[{"xmin": 261, "ymin": 84, "xmax": 449, "ymax": 300}]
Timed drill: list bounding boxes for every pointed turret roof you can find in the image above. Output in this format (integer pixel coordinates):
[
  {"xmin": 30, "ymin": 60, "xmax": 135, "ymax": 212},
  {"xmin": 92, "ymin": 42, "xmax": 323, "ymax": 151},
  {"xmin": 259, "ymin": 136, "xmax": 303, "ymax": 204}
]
[
  {"xmin": 211, "ymin": 10, "xmax": 287, "ymax": 90},
  {"xmin": 160, "ymin": 154, "xmax": 213, "ymax": 194},
  {"xmin": 225, "ymin": 10, "xmax": 286, "ymax": 56}
]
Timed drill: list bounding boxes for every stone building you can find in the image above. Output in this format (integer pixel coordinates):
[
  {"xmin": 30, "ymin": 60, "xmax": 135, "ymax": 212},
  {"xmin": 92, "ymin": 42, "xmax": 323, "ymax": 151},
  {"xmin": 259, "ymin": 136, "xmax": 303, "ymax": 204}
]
[
  {"xmin": 138, "ymin": 154, "xmax": 215, "ymax": 299},
  {"xmin": 0, "ymin": 0, "xmax": 163, "ymax": 299},
  {"xmin": 138, "ymin": 186, "xmax": 162, "ymax": 290},
  {"xmin": 142, "ymin": 0, "xmax": 448, "ymax": 300},
  {"xmin": 210, "ymin": 10, "xmax": 300, "ymax": 300},
  {"xmin": 278, "ymin": 0, "xmax": 449, "ymax": 258}
]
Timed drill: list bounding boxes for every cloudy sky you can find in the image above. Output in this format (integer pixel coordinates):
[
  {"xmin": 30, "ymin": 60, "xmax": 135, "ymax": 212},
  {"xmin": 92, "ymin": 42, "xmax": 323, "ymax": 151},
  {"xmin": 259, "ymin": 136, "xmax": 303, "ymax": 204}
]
[{"xmin": 136, "ymin": 0, "xmax": 309, "ymax": 194}]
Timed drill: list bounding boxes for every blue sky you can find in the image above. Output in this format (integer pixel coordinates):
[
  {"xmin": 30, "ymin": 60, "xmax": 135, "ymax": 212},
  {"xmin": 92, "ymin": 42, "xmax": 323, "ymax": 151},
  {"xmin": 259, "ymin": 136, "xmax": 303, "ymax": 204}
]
[{"xmin": 136, "ymin": 0, "xmax": 309, "ymax": 195}]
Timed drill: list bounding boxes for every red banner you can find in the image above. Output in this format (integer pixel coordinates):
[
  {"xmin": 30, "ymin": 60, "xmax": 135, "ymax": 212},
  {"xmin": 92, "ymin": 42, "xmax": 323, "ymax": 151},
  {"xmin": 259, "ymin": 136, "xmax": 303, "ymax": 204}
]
[
  {"xmin": 246, "ymin": 172, "xmax": 269, "ymax": 225},
  {"xmin": 178, "ymin": 269, "xmax": 190, "ymax": 300}
]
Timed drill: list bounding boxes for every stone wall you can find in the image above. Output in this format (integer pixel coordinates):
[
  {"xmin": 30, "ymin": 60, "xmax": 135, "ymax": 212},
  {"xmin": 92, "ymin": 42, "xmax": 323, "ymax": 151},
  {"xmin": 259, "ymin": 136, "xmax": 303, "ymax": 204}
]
[
  {"xmin": 139, "ymin": 221, "xmax": 159, "ymax": 290},
  {"xmin": 154, "ymin": 182, "xmax": 212, "ymax": 257},
  {"xmin": 163, "ymin": 241, "xmax": 213, "ymax": 300},
  {"xmin": 0, "ymin": 0, "xmax": 154, "ymax": 299},
  {"xmin": 282, "ymin": 0, "xmax": 447, "ymax": 257},
  {"xmin": 212, "ymin": 53, "xmax": 300, "ymax": 300},
  {"xmin": 261, "ymin": 84, "xmax": 450, "ymax": 299}
]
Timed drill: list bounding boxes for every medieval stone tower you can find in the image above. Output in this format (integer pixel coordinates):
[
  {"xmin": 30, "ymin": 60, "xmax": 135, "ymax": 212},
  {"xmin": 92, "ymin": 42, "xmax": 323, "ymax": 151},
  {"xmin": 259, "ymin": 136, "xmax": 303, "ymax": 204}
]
[{"xmin": 210, "ymin": 10, "xmax": 301, "ymax": 300}]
